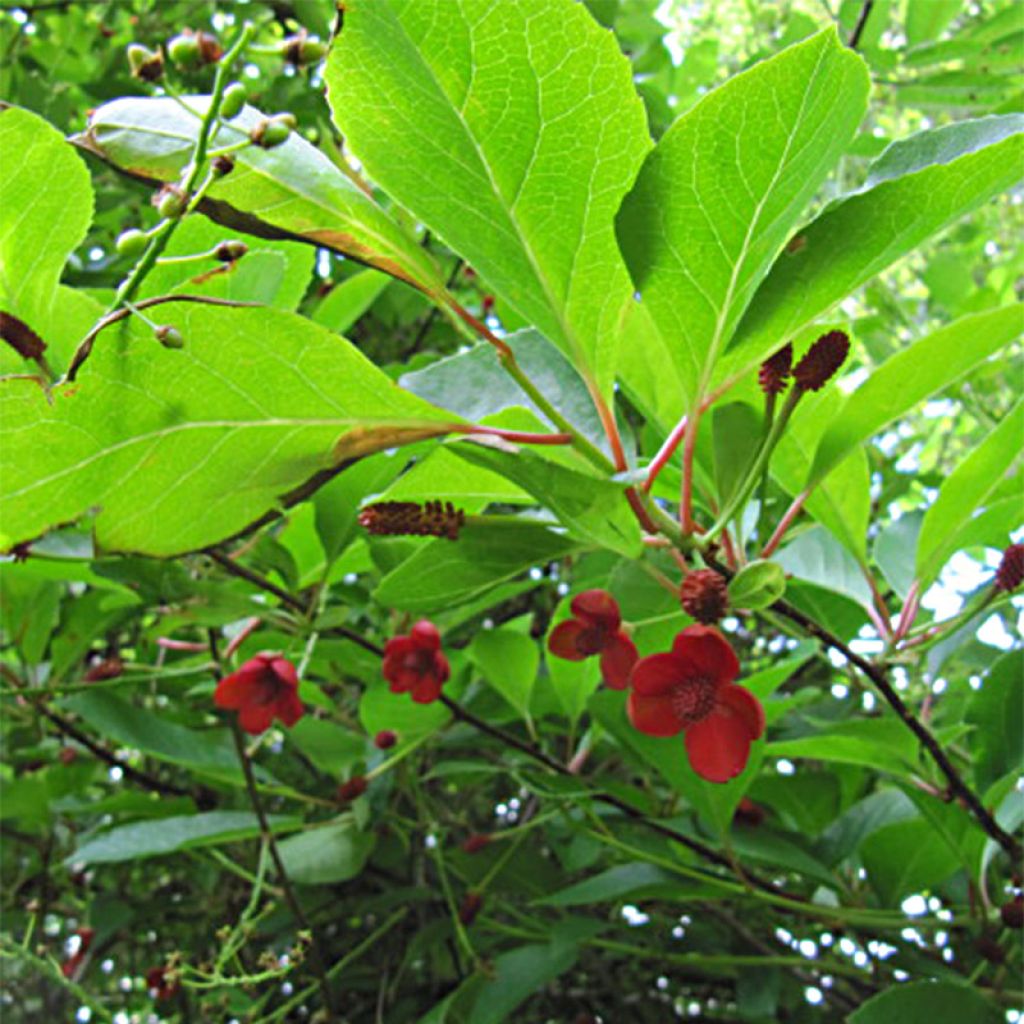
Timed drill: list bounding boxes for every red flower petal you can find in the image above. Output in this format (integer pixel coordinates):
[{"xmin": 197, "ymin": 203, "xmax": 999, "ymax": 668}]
[
  {"xmin": 213, "ymin": 671, "xmax": 255, "ymax": 709},
  {"xmin": 410, "ymin": 673, "xmax": 443, "ymax": 703},
  {"xmin": 548, "ymin": 619, "xmax": 587, "ymax": 661},
  {"xmin": 269, "ymin": 657, "xmax": 298, "ymax": 689},
  {"xmin": 631, "ymin": 652, "xmax": 685, "ymax": 697},
  {"xmin": 571, "ymin": 589, "xmax": 621, "ymax": 632},
  {"xmin": 384, "ymin": 635, "xmax": 415, "ymax": 660},
  {"xmin": 627, "ymin": 690, "xmax": 684, "ymax": 737},
  {"xmin": 410, "ymin": 620, "xmax": 441, "ymax": 650},
  {"xmin": 600, "ymin": 632, "xmax": 638, "ymax": 689},
  {"xmin": 434, "ymin": 652, "xmax": 451, "ymax": 684},
  {"xmin": 684, "ymin": 707, "xmax": 754, "ymax": 783},
  {"xmin": 670, "ymin": 625, "xmax": 739, "ymax": 689},
  {"xmin": 276, "ymin": 690, "xmax": 305, "ymax": 727},
  {"xmin": 718, "ymin": 684, "xmax": 765, "ymax": 740},
  {"xmin": 238, "ymin": 700, "xmax": 277, "ymax": 735}
]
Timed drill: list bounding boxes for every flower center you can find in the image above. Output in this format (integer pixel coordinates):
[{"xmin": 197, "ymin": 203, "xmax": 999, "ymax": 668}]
[
  {"xmin": 575, "ymin": 625, "xmax": 608, "ymax": 656},
  {"xmin": 670, "ymin": 676, "xmax": 717, "ymax": 726},
  {"xmin": 402, "ymin": 649, "xmax": 436, "ymax": 677}
]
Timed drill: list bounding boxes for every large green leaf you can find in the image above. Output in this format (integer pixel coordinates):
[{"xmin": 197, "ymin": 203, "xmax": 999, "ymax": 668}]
[
  {"xmin": 775, "ymin": 526, "xmax": 873, "ymax": 607},
  {"xmin": 276, "ymin": 818, "xmax": 375, "ymax": 885},
  {"xmin": 0, "ymin": 106, "xmax": 93, "ymax": 369},
  {"xmin": 810, "ymin": 305, "xmax": 1024, "ymax": 486},
  {"xmin": 326, "ymin": 0, "xmax": 650, "ymax": 390},
  {"xmin": 967, "ymin": 650, "xmax": 1024, "ymax": 793},
  {"xmin": 616, "ymin": 29, "xmax": 868, "ymax": 406},
  {"xmin": 915, "ymin": 397, "xmax": 1024, "ymax": 585},
  {"xmin": 469, "ymin": 627, "xmax": 539, "ymax": 721},
  {"xmin": 849, "ymin": 981, "xmax": 999, "ymax": 1024},
  {"xmin": 374, "ymin": 522, "xmax": 579, "ymax": 614},
  {"xmin": 722, "ymin": 118, "xmax": 1024, "ymax": 385},
  {"xmin": 0, "ymin": 303, "xmax": 453, "ymax": 555},
  {"xmin": 451, "ymin": 442, "xmax": 642, "ymax": 557},
  {"xmin": 68, "ymin": 811, "xmax": 299, "ymax": 866},
  {"xmin": 470, "ymin": 941, "xmax": 579, "ymax": 1024},
  {"xmin": 77, "ymin": 97, "xmax": 445, "ymax": 298}
]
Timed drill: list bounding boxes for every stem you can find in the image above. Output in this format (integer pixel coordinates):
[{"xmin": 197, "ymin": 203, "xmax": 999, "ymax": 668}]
[
  {"xmin": 644, "ymin": 414, "xmax": 687, "ymax": 493},
  {"xmin": 760, "ymin": 487, "xmax": 810, "ymax": 558},
  {"xmin": 680, "ymin": 405, "xmax": 701, "ymax": 533},
  {"xmin": 705, "ymin": 388, "xmax": 801, "ymax": 545},
  {"xmin": 893, "ymin": 580, "xmax": 921, "ymax": 643},
  {"xmin": 456, "ymin": 424, "xmax": 574, "ymax": 446},
  {"xmin": 753, "ymin": 392, "xmax": 776, "ymax": 542}
]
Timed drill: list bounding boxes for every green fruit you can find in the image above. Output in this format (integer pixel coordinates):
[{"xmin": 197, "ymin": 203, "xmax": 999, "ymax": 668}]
[
  {"xmin": 126, "ymin": 44, "xmax": 162, "ymax": 81},
  {"xmin": 214, "ymin": 240, "xmax": 247, "ymax": 262},
  {"xmin": 157, "ymin": 188, "xmax": 186, "ymax": 220},
  {"xmin": 155, "ymin": 325, "xmax": 184, "ymax": 349},
  {"xmin": 252, "ymin": 117, "xmax": 291, "ymax": 149},
  {"xmin": 219, "ymin": 82, "xmax": 246, "ymax": 120},
  {"xmin": 167, "ymin": 33, "xmax": 200, "ymax": 68},
  {"xmin": 115, "ymin": 229, "xmax": 149, "ymax": 259},
  {"xmin": 298, "ymin": 39, "xmax": 328, "ymax": 65}
]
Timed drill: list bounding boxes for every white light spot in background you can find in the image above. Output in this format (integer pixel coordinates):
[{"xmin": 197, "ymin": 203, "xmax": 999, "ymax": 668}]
[
  {"xmin": 902, "ymin": 894, "xmax": 927, "ymax": 916},
  {"xmin": 776, "ymin": 759, "xmax": 795, "ymax": 776},
  {"xmin": 621, "ymin": 904, "xmax": 650, "ymax": 926},
  {"xmin": 76, "ymin": 1010, "xmax": 92, "ymax": 1023},
  {"xmin": 805, "ymin": 986, "xmax": 823, "ymax": 1005},
  {"xmin": 831, "ymin": 683, "xmax": 849, "ymax": 699}
]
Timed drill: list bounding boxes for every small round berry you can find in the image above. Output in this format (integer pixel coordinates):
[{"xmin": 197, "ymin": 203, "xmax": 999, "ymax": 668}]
[
  {"xmin": 219, "ymin": 82, "xmax": 246, "ymax": 120},
  {"xmin": 461, "ymin": 833, "xmax": 492, "ymax": 854},
  {"xmin": 211, "ymin": 155, "xmax": 235, "ymax": 177},
  {"xmin": 337, "ymin": 775, "xmax": 368, "ymax": 801},
  {"xmin": 156, "ymin": 186, "xmax": 187, "ymax": 221},
  {"xmin": 373, "ymin": 730, "xmax": 397, "ymax": 750},
  {"xmin": 213, "ymin": 240, "xmax": 248, "ymax": 263},
  {"xmin": 250, "ymin": 117, "xmax": 291, "ymax": 149},
  {"xmin": 116, "ymin": 229, "xmax": 149, "ymax": 259},
  {"xmin": 167, "ymin": 32, "xmax": 201, "ymax": 68},
  {"xmin": 155, "ymin": 326, "xmax": 184, "ymax": 350}
]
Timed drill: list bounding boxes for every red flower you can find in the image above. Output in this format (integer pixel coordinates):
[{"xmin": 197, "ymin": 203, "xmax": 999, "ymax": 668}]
[
  {"xmin": 374, "ymin": 729, "xmax": 398, "ymax": 750},
  {"xmin": 627, "ymin": 626, "xmax": 764, "ymax": 783},
  {"xmin": 547, "ymin": 590, "xmax": 638, "ymax": 689},
  {"xmin": 146, "ymin": 965, "xmax": 179, "ymax": 1001},
  {"xmin": 213, "ymin": 654, "xmax": 304, "ymax": 735},
  {"xmin": 383, "ymin": 621, "xmax": 450, "ymax": 703},
  {"xmin": 337, "ymin": 775, "xmax": 368, "ymax": 801}
]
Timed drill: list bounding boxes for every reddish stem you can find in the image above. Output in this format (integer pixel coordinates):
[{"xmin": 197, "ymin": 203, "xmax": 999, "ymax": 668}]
[
  {"xmin": 680, "ymin": 409, "xmax": 702, "ymax": 534},
  {"xmin": 643, "ymin": 415, "xmax": 687, "ymax": 493},
  {"xmin": 625, "ymin": 487, "xmax": 660, "ymax": 534},
  {"xmin": 760, "ymin": 488, "xmax": 810, "ymax": 558},
  {"xmin": 864, "ymin": 569, "xmax": 894, "ymax": 642},
  {"xmin": 893, "ymin": 580, "xmax": 921, "ymax": 643},
  {"xmin": 157, "ymin": 637, "xmax": 208, "ymax": 652},
  {"xmin": 719, "ymin": 528, "xmax": 739, "ymax": 572},
  {"xmin": 447, "ymin": 301, "xmax": 512, "ymax": 358},
  {"xmin": 459, "ymin": 424, "xmax": 574, "ymax": 446}
]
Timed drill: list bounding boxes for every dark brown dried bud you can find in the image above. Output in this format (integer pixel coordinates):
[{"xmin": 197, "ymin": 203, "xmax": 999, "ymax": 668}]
[
  {"xmin": 458, "ymin": 891, "xmax": 483, "ymax": 926},
  {"xmin": 975, "ymin": 935, "xmax": 1006, "ymax": 964},
  {"xmin": 358, "ymin": 501, "xmax": 465, "ymax": 541},
  {"xmin": 85, "ymin": 656, "xmax": 123, "ymax": 682},
  {"xmin": 337, "ymin": 776, "xmax": 368, "ymax": 802},
  {"xmin": 282, "ymin": 31, "xmax": 328, "ymax": 67},
  {"xmin": 793, "ymin": 330, "xmax": 849, "ymax": 392},
  {"xmin": 461, "ymin": 833, "xmax": 492, "ymax": 854},
  {"xmin": 59, "ymin": 746, "xmax": 78, "ymax": 766},
  {"xmin": 211, "ymin": 155, "xmax": 235, "ymax": 177},
  {"xmin": 758, "ymin": 343, "xmax": 792, "ymax": 396},
  {"xmin": 680, "ymin": 569, "xmax": 729, "ymax": 624},
  {"xmin": 995, "ymin": 544, "xmax": 1024, "ymax": 593},
  {"xmin": 214, "ymin": 240, "xmax": 248, "ymax": 263},
  {"xmin": 733, "ymin": 797, "xmax": 765, "ymax": 827},
  {"xmin": 1000, "ymin": 895, "xmax": 1024, "ymax": 929},
  {"xmin": 195, "ymin": 31, "xmax": 223, "ymax": 64},
  {"xmin": 127, "ymin": 44, "xmax": 164, "ymax": 82}
]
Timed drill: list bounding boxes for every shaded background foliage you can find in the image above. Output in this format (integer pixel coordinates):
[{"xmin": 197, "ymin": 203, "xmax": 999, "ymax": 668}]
[{"xmin": 0, "ymin": 1, "xmax": 1021, "ymax": 1023}]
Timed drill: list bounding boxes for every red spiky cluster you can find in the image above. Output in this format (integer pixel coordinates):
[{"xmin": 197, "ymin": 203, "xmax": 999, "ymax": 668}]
[
  {"xmin": 995, "ymin": 543, "xmax": 1024, "ymax": 593},
  {"xmin": 680, "ymin": 569, "xmax": 730, "ymax": 624},
  {"xmin": 358, "ymin": 500, "xmax": 465, "ymax": 541},
  {"xmin": 793, "ymin": 330, "xmax": 849, "ymax": 392},
  {"xmin": 758, "ymin": 343, "xmax": 793, "ymax": 396}
]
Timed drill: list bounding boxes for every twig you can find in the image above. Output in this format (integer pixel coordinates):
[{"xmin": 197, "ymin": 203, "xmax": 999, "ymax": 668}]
[{"xmin": 847, "ymin": 0, "xmax": 875, "ymax": 49}]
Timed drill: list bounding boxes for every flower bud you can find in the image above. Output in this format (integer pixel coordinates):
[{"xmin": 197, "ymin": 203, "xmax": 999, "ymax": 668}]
[
  {"xmin": 282, "ymin": 32, "xmax": 328, "ymax": 67},
  {"xmin": 337, "ymin": 775, "xmax": 368, "ymax": 802},
  {"xmin": 733, "ymin": 797, "xmax": 765, "ymax": 827},
  {"xmin": 482, "ymin": 295, "xmax": 495, "ymax": 314},
  {"xmin": 1001, "ymin": 895, "xmax": 1023, "ymax": 929},
  {"xmin": 461, "ymin": 833, "xmax": 492, "ymax": 854},
  {"xmin": 127, "ymin": 43, "xmax": 163, "ymax": 82},
  {"xmin": 458, "ymin": 891, "xmax": 483, "ymax": 926},
  {"xmin": 680, "ymin": 569, "xmax": 729, "ymax": 624},
  {"xmin": 116, "ymin": 229, "xmax": 149, "ymax": 259},
  {"xmin": 155, "ymin": 326, "xmax": 185, "ymax": 350},
  {"xmin": 219, "ymin": 82, "xmax": 246, "ymax": 120},
  {"xmin": 793, "ymin": 330, "xmax": 849, "ymax": 392},
  {"xmin": 250, "ymin": 116, "xmax": 292, "ymax": 149},
  {"xmin": 359, "ymin": 500, "xmax": 465, "ymax": 541},
  {"xmin": 195, "ymin": 32, "xmax": 224, "ymax": 64},
  {"xmin": 211, "ymin": 155, "xmax": 235, "ymax": 177},
  {"xmin": 373, "ymin": 730, "xmax": 397, "ymax": 750},
  {"xmin": 758, "ymin": 343, "xmax": 792, "ymax": 396},
  {"xmin": 995, "ymin": 543, "xmax": 1024, "ymax": 594},
  {"xmin": 214, "ymin": 240, "xmax": 248, "ymax": 263},
  {"xmin": 59, "ymin": 746, "xmax": 78, "ymax": 766},
  {"xmin": 155, "ymin": 185, "xmax": 187, "ymax": 221},
  {"xmin": 85, "ymin": 656, "xmax": 123, "ymax": 682},
  {"xmin": 975, "ymin": 935, "xmax": 1006, "ymax": 964},
  {"xmin": 167, "ymin": 31, "xmax": 201, "ymax": 68}
]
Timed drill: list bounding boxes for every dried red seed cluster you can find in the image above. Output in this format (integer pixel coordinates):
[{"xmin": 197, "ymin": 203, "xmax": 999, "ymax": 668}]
[
  {"xmin": 1001, "ymin": 895, "xmax": 1023, "ymax": 929},
  {"xmin": 793, "ymin": 330, "xmax": 849, "ymax": 392},
  {"xmin": 374, "ymin": 729, "xmax": 397, "ymax": 750},
  {"xmin": 461, "ymin": 833, "xmax": 492, "ymax": 854},
  {"xmin": 680, "ymin": 569, "xmax": 729, "ymax": 624},
  {"xmin": 758, "ymin": 343, "xmax": 793, "ymax": 396},
  {"xmin": 358, "ymin": 500, "xmax": 465, "ymax": 541},
  {"xmin": 337, "ymin": 776, "xmax": 368, "ymax": 802},
  {"xmin": 995, "ymin": 543, "xmax": 1024, "ymax": 593},
  {"xmin": 458, "ymin": 891, "xmax": 483, "ymax": 925}
]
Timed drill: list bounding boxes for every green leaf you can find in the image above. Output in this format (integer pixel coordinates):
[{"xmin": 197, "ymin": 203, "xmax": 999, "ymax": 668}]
[
  {"xmin": 916, "ymin": 397, "xmax": 1024, "ymax": 585},
  {"xmin": 0, "ymin": 566, "xmax": 62, "ymax": 664},
  {"xmin": 776, "ymin": 527, "xmax": 872, "ymax": 607},
  {"xmin": 863, "ymin": 820, "xmax": 960, "ymax": 906},
  {"xmin": 325, "ymin": 0, "xmax": 650, "ymax": 390},
  {"xmin": 534, "ymin": 863, "xmax": 693, "ymax": 907},
  {"xmin": 276, "ymin": 819, "xmax": 375, "ymax": 885},
  {"xmin": 312, "ymin": 270, "xmax": 392, "ymax": 334},
  {"xmin": 0, "ymin": 303, "xmax": 453, "ymax": 555},
  {"xmin": 359, "ymin": 679, "xmax": 452, "ymax": 744},
  {"xmin": 400, "ymin": 330, "xmax": 608, "ymax": 455},
  {"xmin": 767, "ymin": 734, "xmax": 912, "ymax": 776},
  {"xmin": 810, "ymin": 306, "xmax": 1024, "ymax": 486},
  {"xmin": 874, "ymin": 511, "xmax": 924, "ymax": 601},
  {"xmin": 727, "ymin": 560, "xmax": 786, "ymax": 610},
  {"xmin": 905, "ymin": 0, "xmax": 962, "ymax": 47},
  {"xmin": 451, "ymin": 442, "xmax": 642, "ymax": 557},
  {"xmin": 470, "ymin": 941, "xmax": 579, "ymax": 1024},
  {"xmin": 724, "ymin": 120, "xmax": 1024, "ymax": 385},
  {"xmin": 374, "ymin": 522, "xmax": 579, "ymax": 614},
  {"xmin": 287, "ymin": 718, "xmax": 366, "ymax": 777},
  {"xmin": 849, "ymin": 981, "xmax": 1000, "ymax": 1024},
  {"xmin": 77, "ymin": 97, "xmax": 445, "ymax": 298},
  {"xmin": 68, "ymin": 811, "xmax": 299, "ymax": 865},
  {"xmin": 0, "ymin": 106, "xmax": 93, "ymax": 363},
  {"xmin": 820, "ymin": 789, "xmax": 918, "ymax": 866},
  {"xmin": 966, "ymin": 650, "xmax": 1024, "ymax": 793},
  {"xmin": 469, "ymin": 628, "xmax": 539, "ymax": 720},
  {"xmin": 616, "ymin": 29, "xmax": 868, "ymax": 406},
  {"xmin": 712, "ymin": 403, "xmax": 762, "ymax": 509}
]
